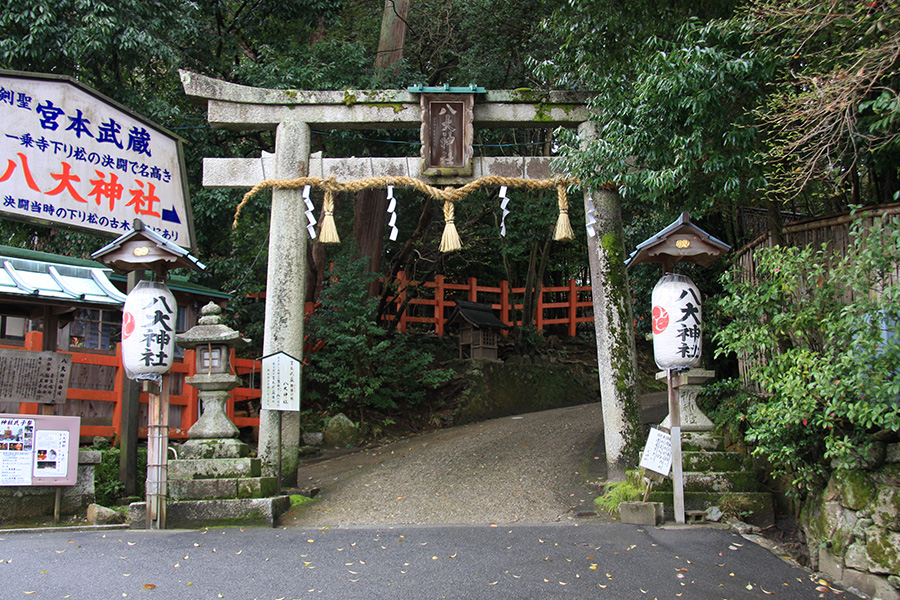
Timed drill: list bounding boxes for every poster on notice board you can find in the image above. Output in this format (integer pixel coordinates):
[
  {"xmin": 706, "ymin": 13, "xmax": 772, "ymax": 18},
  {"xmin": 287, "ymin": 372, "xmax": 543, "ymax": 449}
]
[{"xmin": 0, "ymin": 415, "xmax": 79, "ymax": 486}]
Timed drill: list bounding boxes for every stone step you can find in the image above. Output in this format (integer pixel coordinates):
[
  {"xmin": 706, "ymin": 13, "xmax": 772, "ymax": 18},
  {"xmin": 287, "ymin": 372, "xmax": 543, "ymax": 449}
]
[
  {"xmin": 629, "ymin": 468, "xmax": 759, "ymax": 493},
  {"xmin": 129, "ymin": 497, "xmax": 290, "ymax": 529},
  {"xmin": 681, "ymin": 432, "xmax": 725, "ymax": 452},
  {"xmin": 651, "ymin": 471, "xmax": 761, "ymax": 494},
  {"xmin": 169, "ymin": 458, "xmax": 262, "ymax": 480},
  {"xmin": 169, "ymin": 476, "xmax": 278, "ymax": 501},
  {"xmin": 647, "ymin": 491, "xmax": 775, "ymax": 527},
  {"xmin": 683, "ymin": 451, "xmax": 744, "ymax": 472}
]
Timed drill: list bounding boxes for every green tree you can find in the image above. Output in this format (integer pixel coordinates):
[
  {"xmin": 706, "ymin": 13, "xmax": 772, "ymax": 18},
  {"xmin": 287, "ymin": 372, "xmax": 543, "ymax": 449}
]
[
  {"xmin": 746, "ymin": 0, "xmax": 900, "ymax": 209},
  {"xmin": 715, "ymin": 211, "xmax": 900, "ymax": 496},
  {"xmin": 305, "ymin": 251, "xmax": 452, "ymax": 424}
]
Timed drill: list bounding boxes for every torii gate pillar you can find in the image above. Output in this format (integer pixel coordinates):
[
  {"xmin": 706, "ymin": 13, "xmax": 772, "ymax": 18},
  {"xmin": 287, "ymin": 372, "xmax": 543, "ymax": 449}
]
[{"xmin": 257, "ymin": 121, "xmax": 309, "ymax": 485}]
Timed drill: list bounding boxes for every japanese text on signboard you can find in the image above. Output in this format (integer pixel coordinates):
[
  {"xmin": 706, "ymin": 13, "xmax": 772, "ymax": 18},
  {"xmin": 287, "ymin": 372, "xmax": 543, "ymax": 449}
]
[
  {"xmin": 0, "ymin": 349, "xmax": 71, "ymax": 404},
  {"xmin": 0, "ymin": 73, "xmax": 190, "ymax": 244}
]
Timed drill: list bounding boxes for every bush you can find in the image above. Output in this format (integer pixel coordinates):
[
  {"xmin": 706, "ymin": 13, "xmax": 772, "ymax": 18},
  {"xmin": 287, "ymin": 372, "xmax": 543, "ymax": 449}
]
[
  {"xmin": 93, "ymin": 445, "xmax": 147, "ymax": 507},
  {"xmin": 594, "ymin": 480, "xmax": 641, "ymax": 513},
  {"xmin": 715, "ymin": 211, "xmax": 900, "ymax": 497},
  {"xmin": 305, "ymin": 253, "xmax": 453, "ymax": 423}
]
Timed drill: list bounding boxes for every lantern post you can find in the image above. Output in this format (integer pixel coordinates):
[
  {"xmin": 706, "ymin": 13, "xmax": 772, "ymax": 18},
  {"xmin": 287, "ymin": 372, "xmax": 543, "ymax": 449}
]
[
  {"xmin": 92, "ymin": 220, "xmax": 205, "ymax": 529},
  {"xmin": 627, "ymin": 213, "xmax": 729, "ymax": 524}
]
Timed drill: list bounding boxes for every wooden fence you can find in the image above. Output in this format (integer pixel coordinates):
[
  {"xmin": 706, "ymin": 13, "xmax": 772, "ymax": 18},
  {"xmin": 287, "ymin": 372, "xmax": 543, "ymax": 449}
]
[
  {"xmin": 733, "ymin": 203, "xmax": 900, "ymax": 382},
  {"xmin": 377, "ymin": 272, "xmax": 594, "ymax": 337},
  {"xmin": 1, "ymin": 274, "xmax": 594, "ymax": 440},
  {"xmin": 735, "ymin": 203, "xmax": 900, "ymax": 290}
]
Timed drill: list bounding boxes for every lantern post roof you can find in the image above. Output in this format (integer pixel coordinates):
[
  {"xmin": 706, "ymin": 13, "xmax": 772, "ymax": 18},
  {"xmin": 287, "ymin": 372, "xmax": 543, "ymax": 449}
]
[
  {"xmin": 91, "ymin": 219, "xmax": 205, "ymax": 278},
  {"xmin": 626, "ymin": 212, "xmax": 730, "ymax": 269},
  {"xmin": 175, "ymin": 302, "xmax": 248, "ymax": 349}
]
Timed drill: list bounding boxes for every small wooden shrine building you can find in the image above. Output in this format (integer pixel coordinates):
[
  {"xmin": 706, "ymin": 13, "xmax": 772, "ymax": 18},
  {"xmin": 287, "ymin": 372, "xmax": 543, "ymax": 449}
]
[{"xmin": 446, "ymin": 300, "xmax": 510, "ymax": 361}]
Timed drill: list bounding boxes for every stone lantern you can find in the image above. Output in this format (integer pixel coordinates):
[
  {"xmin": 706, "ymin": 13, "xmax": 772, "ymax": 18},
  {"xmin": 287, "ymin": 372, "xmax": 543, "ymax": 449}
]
[
  {"xmin": 175, "ymin": 302, "xmax": 246, "ymax": 456},
  {"xmin": 168, "ymin": 302, "xmax": 276, "ymax": 501}
]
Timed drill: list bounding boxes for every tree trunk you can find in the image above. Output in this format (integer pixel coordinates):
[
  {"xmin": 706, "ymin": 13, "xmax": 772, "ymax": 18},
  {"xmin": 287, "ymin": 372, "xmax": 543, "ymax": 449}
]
[
  {"xmin": 375, "ymin": 0, "xmax": 410, "ymax": 70},
  {"xmin": 353, "ymin": 188, "xmax": 389, "ymax": 296}
]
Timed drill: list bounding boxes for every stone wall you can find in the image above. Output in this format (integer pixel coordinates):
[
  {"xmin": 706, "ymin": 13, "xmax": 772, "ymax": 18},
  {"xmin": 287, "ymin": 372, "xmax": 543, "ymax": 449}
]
[
  {"xmin": 802, "ymin": 443, "xmax": 900, "ymax": 600},
  {"xmin": 0, "ymin": 450, "xmax": 100, "ymax": 522},
  {"xmin": 452, "ymin": 358, "xmax": 598, "ymax": 424}
]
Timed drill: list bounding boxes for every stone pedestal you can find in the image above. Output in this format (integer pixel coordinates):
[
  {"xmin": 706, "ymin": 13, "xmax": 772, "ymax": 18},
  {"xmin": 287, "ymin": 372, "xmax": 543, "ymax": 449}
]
[
  {"xmin": 619, "ymin": 501, "xmax": 665, "ymax": 526},
  {"xmin": 171, "ymin": 303, "xmax": 277, "ymax": 503},
  {"xmin": 658, "ymin": 369, "xmax": 715, "ymax": 432}
]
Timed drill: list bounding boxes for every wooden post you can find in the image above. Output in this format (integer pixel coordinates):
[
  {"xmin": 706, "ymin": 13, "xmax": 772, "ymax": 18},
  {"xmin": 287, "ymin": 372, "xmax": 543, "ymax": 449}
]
[
  {"xmin": 500, "ymin": 280, "xmax": 510, "ymax": 326},
  {"xmin": 535, "ymin": 285, "xmax": 545, "ymax": 332},
  {"xmin": 143, "ymin": 375, "xmax": 170, "ymax": 529},
  {"xmin": 396, "ymin": 271, "xmax": 408, "ymax": 334},
  {"xmin": 53, "ymin": 487, "xmax": 61, "ymax": 525},
  {"xmin": 668, "ymin": 369, "xmax": 685, "ymax": 524},
  {"xmin": 568, "ymin": 279, "xmax": 578, "ymax": 338},
  {"xmin": 468, "ymin": 277, "xmax": 477, "ymax": 302},
  {"xmin": 119, "ymin": 269, "xmax": 144, "ymax": 497},
  {"xmin": 434, "ymin": 275, "xmax": 445, "ymax": 335}
]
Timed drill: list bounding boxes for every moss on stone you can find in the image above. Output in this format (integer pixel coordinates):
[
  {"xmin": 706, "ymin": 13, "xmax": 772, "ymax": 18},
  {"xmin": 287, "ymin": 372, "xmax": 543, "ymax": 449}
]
[
  {"xmin": 836, "ymin": 469, "xmax": 877, "ymax": 511},
  {"xmin": 373, "ymin": 102, "xmax": 407, "ymax": 113},
  {"xmin": 342, "ymin": 91, "xmax": 357, "ymax": 106},
  {"xmin": 453, "ymin": 361, "xmax": 596, "ymax": 424},
  {"xmin": 866, "ymin": 529, "xmax": 900, "ymax": 573}
]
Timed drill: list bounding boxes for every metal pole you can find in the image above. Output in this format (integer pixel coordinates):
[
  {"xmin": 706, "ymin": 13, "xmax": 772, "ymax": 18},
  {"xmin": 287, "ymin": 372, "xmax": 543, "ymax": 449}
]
[
  {"xmin": 276, "ymin": 410, "xmax": 283, "ymax": 496},
  {"xmin": 668, "ymin": 369, "xmax": 685, "ymax": 524}
]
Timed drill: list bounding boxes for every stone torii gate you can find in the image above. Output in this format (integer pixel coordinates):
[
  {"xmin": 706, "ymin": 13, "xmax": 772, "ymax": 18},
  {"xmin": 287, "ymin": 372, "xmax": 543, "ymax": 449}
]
[{"xmin": 180, "ymin": 71, "xmax": 640, "ymax": 485}]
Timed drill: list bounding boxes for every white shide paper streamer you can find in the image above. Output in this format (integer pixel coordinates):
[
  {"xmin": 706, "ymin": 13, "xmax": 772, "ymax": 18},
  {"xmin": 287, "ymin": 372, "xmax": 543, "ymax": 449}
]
[
  {"xmin": 303, "ymin": 185, "xmax": 317, "ymax": 239},
  {"xmin": 386, "ymin": 185, "xmax": 398, "ymax": 241},
  {"xmin": 499, "ymin": 186, "xmax": 510, "ymax": 237}
]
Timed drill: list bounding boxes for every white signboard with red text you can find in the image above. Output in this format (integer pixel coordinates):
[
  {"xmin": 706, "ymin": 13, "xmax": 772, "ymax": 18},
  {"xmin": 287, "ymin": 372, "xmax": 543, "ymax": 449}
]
[{"xmin": 0, "ymin": 70, "xmax": 194, "ymax": 249}]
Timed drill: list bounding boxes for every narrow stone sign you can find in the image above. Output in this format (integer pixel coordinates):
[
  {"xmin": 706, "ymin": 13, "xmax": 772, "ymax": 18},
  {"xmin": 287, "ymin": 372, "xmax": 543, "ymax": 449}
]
[
  {"xmin": 0, "ymin": 349, "xmax": 71, "ymax": 404},
  {"xmin": 261, "ymin": 351, "xmax": 301, "ymax": 412}
]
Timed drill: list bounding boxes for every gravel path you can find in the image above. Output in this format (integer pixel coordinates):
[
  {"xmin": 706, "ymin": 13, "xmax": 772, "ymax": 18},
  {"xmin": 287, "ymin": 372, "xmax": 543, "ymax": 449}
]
[{"xmin": 283, "ymin": 403, "xmax": 609, "ymax": 527}]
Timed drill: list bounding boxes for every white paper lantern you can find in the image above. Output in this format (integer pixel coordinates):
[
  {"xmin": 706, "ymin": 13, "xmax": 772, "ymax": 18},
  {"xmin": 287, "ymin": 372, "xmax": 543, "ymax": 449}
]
[
  {"xmin": 121, "ymin": 280, "xmax": 177, "ymax": 382},
  {"xmin": 651, "ymin": 273, "xmax": 702, "ymax": 370}
]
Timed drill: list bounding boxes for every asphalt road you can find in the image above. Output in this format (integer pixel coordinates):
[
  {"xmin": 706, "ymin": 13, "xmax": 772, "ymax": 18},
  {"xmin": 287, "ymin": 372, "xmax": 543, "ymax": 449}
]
[
  {"xmin": 285, "ymin": 403, "xmax": 609, "ymax": 527},
  {"xmin": 0, "ymin": 522, "xmax": 847, "ymax": 600}
]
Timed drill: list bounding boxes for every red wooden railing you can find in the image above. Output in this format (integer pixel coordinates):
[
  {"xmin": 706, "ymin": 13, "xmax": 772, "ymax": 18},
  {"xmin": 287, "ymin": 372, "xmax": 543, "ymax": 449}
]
[
  {"xmin": 381, "ymin": 272, "xmax": 594, "ymax": 337},
  {"xmin": 1, "ymin": 331, "xmax": 261, "ymax": 441}
]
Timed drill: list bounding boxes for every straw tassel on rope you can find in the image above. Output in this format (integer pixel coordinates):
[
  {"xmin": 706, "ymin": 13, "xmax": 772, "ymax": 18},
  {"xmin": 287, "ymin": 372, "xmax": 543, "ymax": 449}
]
[
  {"xmin": 319, "ymin": 189, "xmax": 341, "ymax": 244},
  {"xmin": 439, "ymin": 200, "xmax": 462, "ymax": 253},
  {"xmin": 553, "ymin": 184, "xmax": 575, "ymax": 242}
]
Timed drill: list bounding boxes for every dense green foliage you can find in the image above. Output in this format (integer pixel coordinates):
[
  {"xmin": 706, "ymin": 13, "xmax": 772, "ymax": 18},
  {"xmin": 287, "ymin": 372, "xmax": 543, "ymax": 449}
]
[
  {"xmin": 715, "ymin": 212, "xmax": 900, "ymax": 497},
  {"xmin": 546, "ymin": 0, "xmax": 900, "ymax": 247},
  {"xmin": 304, "ymin": 251, "xmax": 452, "ymax": 422},
  {"xmin": 93, "ymin": 442, "xmax": 147, "ymax": 506}
]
